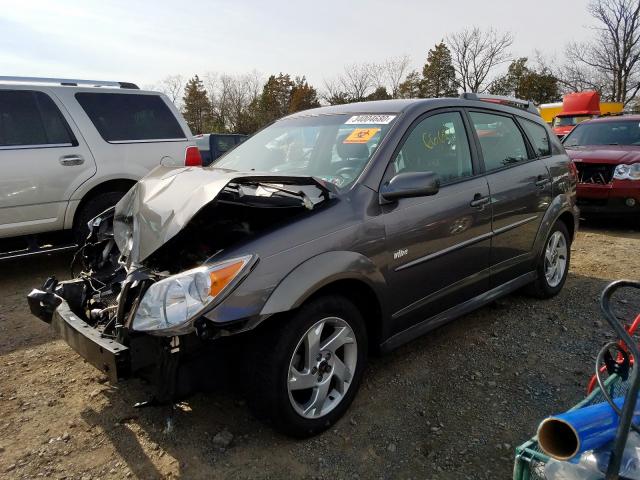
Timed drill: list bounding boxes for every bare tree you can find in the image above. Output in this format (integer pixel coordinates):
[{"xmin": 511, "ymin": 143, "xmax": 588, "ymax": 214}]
[
  {"xmin": 322, "ymin": 62, "xmax": 376, "ymax": 104},
  {"xmin": 369, "ymin": 56, "xmax": 412, "ymax": 98},
  {"xmin": 340, "ymin": 62, "xmax": 375, "ymax": 101},
  {"xmin": 447, "ymin": 27, "xmax": 513, "ymax": 93},
  {"xmin": 208, "ymin": 71, "xmax": 263, "ymax": 132},
  {"xmin": 565, "ymin": 0, "xmax": 640, "ymax": 105},
  {"xmin": 155, "ymin": 75, "xmax": 185, "ymax": 107}
]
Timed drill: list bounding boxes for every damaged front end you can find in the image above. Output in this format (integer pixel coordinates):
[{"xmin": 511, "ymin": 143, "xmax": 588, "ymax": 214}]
[{"xmin": 28, "ymin": 166, "xmax": 331, "ymax": 398}]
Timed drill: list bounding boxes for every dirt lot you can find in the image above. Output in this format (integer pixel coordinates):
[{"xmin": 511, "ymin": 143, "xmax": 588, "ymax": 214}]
[{"xmin": 1, "ymin": 219, "xmax": 639, "ymax": 480}]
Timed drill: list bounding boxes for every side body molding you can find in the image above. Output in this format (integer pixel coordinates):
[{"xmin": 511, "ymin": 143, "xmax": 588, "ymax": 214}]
[{"xmin": 260, "ymin": 251, "xmax": 389, "ymax": 318}]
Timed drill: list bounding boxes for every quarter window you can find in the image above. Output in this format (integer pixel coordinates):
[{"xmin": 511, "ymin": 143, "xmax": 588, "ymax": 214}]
[
  {"xmin": 520, "ymin": 118, "xmax": 551, "ymax": 157},
  {"xmin": 469, "ymin": 112, "xmax": 529, "ymax": 171},
  {"xmin": 0, "ymin": 90, "xmax": 74, "ymax": 147},
  {"xmin": 391, "ymin": 111, "xmax": 473, "ymax": 184},
  {"xmin": 75, "ymin": 93, "xmax": 185, "ymax": 142}
]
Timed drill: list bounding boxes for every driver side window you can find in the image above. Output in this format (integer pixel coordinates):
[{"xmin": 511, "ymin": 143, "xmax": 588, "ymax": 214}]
[{"xmin": 392, "ymin": 111, "xmax": 473, "ymax": 184}]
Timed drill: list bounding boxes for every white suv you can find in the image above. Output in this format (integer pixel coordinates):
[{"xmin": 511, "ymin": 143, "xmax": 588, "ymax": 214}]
[{"xmin": 0, "ymin": 76, "xmax": 199, "ymax": 258}]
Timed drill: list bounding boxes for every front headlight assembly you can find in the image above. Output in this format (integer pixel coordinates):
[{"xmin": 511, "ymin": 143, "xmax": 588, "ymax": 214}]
[
  {"xmin": 132, "ymin": 255, "xmax": 253, "ymax": 335},
  {"xmin": 613, "ymin": 163, "xmax": 640, "ymax": 180}
]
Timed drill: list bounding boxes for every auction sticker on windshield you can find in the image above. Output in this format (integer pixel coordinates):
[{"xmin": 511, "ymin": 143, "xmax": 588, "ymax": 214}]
[
  {"xmin": 344, "ymin": 128, "xmax": 380, "ymax": 144},
  {"xmin": 345, "ymin": 114, "xmax": 396, "ymax": 125}
]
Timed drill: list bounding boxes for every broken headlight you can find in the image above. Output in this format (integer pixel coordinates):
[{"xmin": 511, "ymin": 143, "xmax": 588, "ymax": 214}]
[
  {"xmin": 613, "ymin": 163, "xmax": 640, "ymax": 180},
  {"xmin": 132, "ymin": 255, "xmax": 253, "ymax": 335}
]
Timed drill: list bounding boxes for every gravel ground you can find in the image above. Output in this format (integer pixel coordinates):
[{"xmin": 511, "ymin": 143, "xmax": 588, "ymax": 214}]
[{"xmin": 0, "ymin": 218, "xmax": 639, "ymax": 480}]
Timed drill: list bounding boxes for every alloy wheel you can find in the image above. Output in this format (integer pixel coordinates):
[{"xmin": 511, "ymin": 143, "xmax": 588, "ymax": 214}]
[
  {"xmin": 544, "ymin": 231, "xmax": 568, "ymax": 288},
  {"xmin": 287, "ymin": 317, "xmax": 358, "ymax": 419}
]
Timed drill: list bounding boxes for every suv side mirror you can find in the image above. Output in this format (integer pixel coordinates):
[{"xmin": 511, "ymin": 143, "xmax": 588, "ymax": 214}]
[{"xmin": 380, "ymin": 171, "xmax": 440, "ymax": 202}]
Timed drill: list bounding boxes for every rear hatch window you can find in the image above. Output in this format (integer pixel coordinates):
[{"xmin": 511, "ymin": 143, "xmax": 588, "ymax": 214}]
[{"xmin": 75, "ymin": 92, "xmax": 186, "ymax": 142}]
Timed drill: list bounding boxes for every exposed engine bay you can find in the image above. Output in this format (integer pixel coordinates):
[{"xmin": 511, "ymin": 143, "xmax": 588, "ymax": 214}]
[{"xmin": 28, "ymin": 168, "xmax": 331, "ymax": 399}]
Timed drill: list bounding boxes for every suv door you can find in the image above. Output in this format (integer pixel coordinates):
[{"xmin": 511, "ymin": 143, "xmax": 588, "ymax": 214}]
[
  {"xmin": 0, "ymin": 89, "xmax": 96, "ymax": 238},
  {"xmin": 382, "ymin": 109, "xmax": 492, "ymax": 335},
  {"xmin": 467, "ymin": 110, "xmax": 553, "ymax": 286}
]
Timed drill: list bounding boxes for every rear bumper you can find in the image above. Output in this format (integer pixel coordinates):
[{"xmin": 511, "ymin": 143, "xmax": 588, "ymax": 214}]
[{"xmin": 28, "ymin": 288, "xmax": 130, "ymax": 383}]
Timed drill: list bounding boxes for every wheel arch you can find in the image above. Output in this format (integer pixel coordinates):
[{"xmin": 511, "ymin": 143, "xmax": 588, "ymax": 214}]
[
  {"xmin": 67, "ymin": 178, "xmax": 137, "ymax": 230},
  {"xmin": 259, "ymin": 251, "xmax": 389, "ymax": 350},
  {"xmin": 533, "ymin": 194, "xmax": 579, "ymax": 257}
]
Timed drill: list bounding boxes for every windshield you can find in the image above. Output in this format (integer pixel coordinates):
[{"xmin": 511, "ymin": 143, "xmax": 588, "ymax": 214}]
[
  {"xmin": 215, "ymin": 113, "xmax": 397, "ymax": 188},
  {"xmin": 563, "ymin": 120, "xmax": 640, "ymax": 147},
  {"xmin": 553, "ymin": 115, "xmax": 592, "ymax": 127}
]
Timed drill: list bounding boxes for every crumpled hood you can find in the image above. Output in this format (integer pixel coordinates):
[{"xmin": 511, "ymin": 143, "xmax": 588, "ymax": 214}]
[
  {"xmin": 113, "ymin": 165, "xmax": 330, "ymax": 266},
  {"xmin": 566, "ymin": 145, "xmax": 640, "ymax": 165}
]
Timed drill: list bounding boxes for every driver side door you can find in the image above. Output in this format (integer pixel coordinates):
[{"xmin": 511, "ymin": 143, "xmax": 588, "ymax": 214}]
[{"xmin": 381, "ymin": 109, "xmax": 492, "ymax": 336}]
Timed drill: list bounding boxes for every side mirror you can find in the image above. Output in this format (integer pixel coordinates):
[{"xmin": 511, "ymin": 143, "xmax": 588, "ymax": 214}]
[{"xmin": 380, "ymin": 171, "xmax": 440, "ymax": 202}]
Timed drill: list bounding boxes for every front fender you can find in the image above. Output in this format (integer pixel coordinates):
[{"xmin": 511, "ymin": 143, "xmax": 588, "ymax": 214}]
[{"xmin": 260, "ymin": 251, "xmax": 388, "ymax": 317}]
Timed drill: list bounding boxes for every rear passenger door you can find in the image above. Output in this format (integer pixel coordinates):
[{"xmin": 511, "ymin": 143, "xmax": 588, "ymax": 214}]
[
  {"xmin": 467, "ymin": 110, "xmax": 552, "ymax": 286},
  {"xmin": 0, "ymin": 89, "xmax": 96, "ymax": 237}
]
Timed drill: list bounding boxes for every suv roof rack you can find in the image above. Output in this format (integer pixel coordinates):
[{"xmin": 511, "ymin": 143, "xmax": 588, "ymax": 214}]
[
  {"xmin": 0, "ymin": 76, "xmax": 139, "ymax": 89},
  {"xmin": 460, "ymin": 92, "xmax": 539, "ymax": 115}
]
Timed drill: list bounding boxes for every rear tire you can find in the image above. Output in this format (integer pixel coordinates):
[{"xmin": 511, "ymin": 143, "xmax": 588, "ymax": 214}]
[
  {"xmin": 526, "ymin": 220, "xmax": 571, "ymax": 298},
  {"xmin": 246, "ymin": 295, "xmax": 367, "ymax": 438},
  {"xmin": 73, "ymin": 191, "xmax": 126, "ymax": 243}
]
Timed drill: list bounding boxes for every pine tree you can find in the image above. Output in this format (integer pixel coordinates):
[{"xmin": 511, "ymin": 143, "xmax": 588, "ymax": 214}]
[
  {"xmin": 397, "ymin": 71, "xmax": 423, "ymax": 99},
  {"xmin": 489, "ymin": 58, "xmax": 559, "ymax": 104},
  {"xmin": 421, "ymin": 42, "xmax": 458, "ymax": 98},
  {"xmin": 366, "ymin": 86, "xmax": 392, "ymax": 101},
  {"xmin": 258, "ymin": 73, "xmax": 295, "ymax": 125},
  {"xmin": 181, "ymin": 75, "xmax": 213, "ymax": 134},
  {"xmin": 289, "ymin": 77, "xmax": 320, "ymax": 113}
]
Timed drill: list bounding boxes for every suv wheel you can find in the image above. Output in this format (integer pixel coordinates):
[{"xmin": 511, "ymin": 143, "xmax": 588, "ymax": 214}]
[
  {"xmin": 247, "ymin": 295, "xmax": 367, "ymax": 437},
  {"xmin": 74, "ymin": 191, "xmax": 126, "ymax": 243},
  {"xmin": 527, "ymin": 220, "xmax": 571, "ymax": 298}
]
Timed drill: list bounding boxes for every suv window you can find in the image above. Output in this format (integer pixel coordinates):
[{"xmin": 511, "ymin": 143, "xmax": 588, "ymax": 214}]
[
  {"xmin": 391, "ymin": 111, "xmax": 473, "ymax": 184},
  {"xmin": 214, "ymin": 135, "xmax": 237, "ymax": 153},
  {"xmin": 520, "ymin": 118, "xmax": 551, "ymax": 157},
  {"xmin": 0, "ymin": 90, "xmax": 75, "ymax": 148},
  {"xmin": 75, "ymin": 93, "xmax": 185, "ymax": 142},
  {"xmin": 469, "ymin": 111, "xmax": 529, "ymax": 171}
]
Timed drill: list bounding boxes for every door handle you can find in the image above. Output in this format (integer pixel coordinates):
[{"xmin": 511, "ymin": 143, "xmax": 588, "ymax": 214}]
[
  {"xmin": 59, "ymin": 154, "xmax": 84, "ymax": 166},
  {"xmin": 535, "ymin": 175, "xmax": 551, "ymax": 187},
  {"xmin": 470, "ymin": 193, "xmax": 490, "ymax": 209}
]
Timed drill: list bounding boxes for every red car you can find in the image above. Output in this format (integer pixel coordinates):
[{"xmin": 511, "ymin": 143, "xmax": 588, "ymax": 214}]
[{"xmin": 563, "ymin": 116, "xmax": 640, "ymax": 221}]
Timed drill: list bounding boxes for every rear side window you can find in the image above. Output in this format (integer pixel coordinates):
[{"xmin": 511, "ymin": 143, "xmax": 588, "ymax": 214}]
[
  {"xmin": 469, "ymin": 112, "xmax": 529, "ymax": 171},
  {"xmin": 0, "ymin": 90, "xmax": 75, "ymax": 147},
  {"xmin": 520, "ymin": 118, "xmax": 551, "ymax": 157},
  {"xmin": 75, "ymin": 93, "xmax": 185, "ymax": 142},
  {"xmin": 214, "ymin": 135, "xmax": 237, "ymax": 153}
]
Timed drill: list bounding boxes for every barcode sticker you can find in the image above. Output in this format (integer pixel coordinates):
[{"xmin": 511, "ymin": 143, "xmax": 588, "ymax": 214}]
[{"xmin": 345, "ymin": 114, "xmax": 396, "ymax": 125}]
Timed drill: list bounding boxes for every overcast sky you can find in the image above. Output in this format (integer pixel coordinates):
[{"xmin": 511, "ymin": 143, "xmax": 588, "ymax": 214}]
[{"xmin": 1, "ymin": 0, "xmax": 596, "ymax": 89}]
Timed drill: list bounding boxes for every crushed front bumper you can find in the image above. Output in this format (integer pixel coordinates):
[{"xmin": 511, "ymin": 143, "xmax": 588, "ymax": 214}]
[{"xmin": 28, "ymin": 288, "xmax": 130, "ymax": 383}]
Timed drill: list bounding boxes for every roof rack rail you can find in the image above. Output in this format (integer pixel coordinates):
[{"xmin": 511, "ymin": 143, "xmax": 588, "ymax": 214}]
[
  {"xmin": 460, "ymin": 92, "xmax": 539, "ymax": 115},
  {"xmin": 0, "ymin": 76, "xmax": 139, "ymax": 89}
]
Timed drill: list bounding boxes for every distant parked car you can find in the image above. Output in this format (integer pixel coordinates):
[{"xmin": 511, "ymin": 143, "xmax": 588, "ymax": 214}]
[
  {"xmin": 195, "ymin": 133, "xmax": 248, "ymax": 166},
  {"xmin": 0, "ymin": 76, "xmax": 200, "ymax": 259},
  {"xmin": 563, "ymin": 115, "xmax": 640, "ymax": 222}
]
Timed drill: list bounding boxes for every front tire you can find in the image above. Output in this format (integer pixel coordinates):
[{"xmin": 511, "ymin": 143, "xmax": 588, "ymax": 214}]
[
  {"xmin": 247, "ymin": 295, "xmax": 367, "ymax": 437},
  {"xmin": 527, "ymin": 220, "xmax": 571, "ymax": 298}
]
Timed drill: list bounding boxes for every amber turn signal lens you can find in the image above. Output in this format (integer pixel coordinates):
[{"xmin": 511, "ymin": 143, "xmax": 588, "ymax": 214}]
[{"xmin": 209, "ymin": 260, "xmax": 245, "ymax": 297}]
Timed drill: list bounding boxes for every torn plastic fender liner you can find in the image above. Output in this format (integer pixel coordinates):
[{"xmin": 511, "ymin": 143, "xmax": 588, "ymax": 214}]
[{"xmin": 114, "ymin": 166, "xmax": 331, "ymax": 266}]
